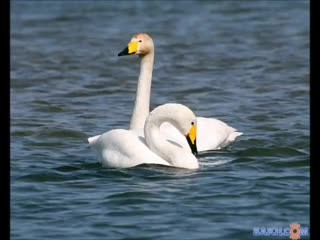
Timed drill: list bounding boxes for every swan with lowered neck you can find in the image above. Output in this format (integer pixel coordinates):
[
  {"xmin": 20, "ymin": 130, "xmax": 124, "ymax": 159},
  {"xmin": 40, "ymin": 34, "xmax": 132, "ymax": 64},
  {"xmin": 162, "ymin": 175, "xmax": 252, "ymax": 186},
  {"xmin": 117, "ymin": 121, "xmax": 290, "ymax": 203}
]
[
  {"xmin": 88, "ymin": 103, "xmax": 199, "ymax": 169},
  {"xmin": 117, "ymin": 33, "xmax": 242, "ymax": 151}
]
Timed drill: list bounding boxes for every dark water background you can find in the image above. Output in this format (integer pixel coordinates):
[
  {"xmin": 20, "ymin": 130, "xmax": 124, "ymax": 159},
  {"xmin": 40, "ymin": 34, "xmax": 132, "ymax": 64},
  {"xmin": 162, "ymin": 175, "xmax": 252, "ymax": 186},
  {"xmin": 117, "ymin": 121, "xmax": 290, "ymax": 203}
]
[{"xmin": 11, "ymin": 1, "xmax": 309, "ymax": 239}]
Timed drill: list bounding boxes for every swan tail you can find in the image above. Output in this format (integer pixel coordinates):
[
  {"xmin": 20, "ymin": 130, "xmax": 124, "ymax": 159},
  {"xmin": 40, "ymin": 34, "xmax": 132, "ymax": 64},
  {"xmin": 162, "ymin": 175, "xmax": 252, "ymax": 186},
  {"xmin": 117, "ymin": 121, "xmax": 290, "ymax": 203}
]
[
  {"xmin": 228, "ymin": 131, "xmax": 243, "ymax": 142},
  {"xmin": 221, "ymin": 131, "xmax": 243, "ymax": 148},
  {"xmin": 88, "ymin": 135, "xmax": 101, "ymax": 146}
]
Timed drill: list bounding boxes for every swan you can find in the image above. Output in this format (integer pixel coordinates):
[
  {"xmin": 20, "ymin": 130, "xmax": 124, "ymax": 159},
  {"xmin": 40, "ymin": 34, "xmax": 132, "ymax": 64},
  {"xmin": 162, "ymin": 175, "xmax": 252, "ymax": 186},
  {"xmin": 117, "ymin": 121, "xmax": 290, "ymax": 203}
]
[
  {"xmin": 88, "ymin": 103, "xmax": 199, "ymax": 169},
  {"xmin": 117, "ymin": 33, "xmax": 243, "ymax": 152}
]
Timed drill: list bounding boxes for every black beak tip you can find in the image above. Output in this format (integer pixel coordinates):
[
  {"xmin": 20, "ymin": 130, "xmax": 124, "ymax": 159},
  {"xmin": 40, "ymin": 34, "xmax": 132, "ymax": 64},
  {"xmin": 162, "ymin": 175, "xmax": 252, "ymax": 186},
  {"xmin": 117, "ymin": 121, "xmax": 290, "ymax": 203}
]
[
  {"xmin": 186, "ymin": 136, "xmax": 198, "ymax": 156},
  {"xmin": 192, "ymin": 145, "xmax": 198, "ymax": 156},
  {"xmin": 193, "ymin": 148, "xmax": 198, "ymax": 155},
  {"xmin": 118, "ymin": 46, "xmax": 129, "ymax": 57}
]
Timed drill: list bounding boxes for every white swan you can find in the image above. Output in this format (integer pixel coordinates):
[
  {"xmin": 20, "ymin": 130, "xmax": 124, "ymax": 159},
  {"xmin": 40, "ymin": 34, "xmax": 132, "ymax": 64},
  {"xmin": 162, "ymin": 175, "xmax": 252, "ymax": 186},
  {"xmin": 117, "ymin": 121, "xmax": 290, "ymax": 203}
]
[
  {"xmin": 88, "ymin": 103, "xmax": 199, "ymax": 169},
  {"xmin": 117, "ymin": 33, "xmax": 242, "ymax": 152}
]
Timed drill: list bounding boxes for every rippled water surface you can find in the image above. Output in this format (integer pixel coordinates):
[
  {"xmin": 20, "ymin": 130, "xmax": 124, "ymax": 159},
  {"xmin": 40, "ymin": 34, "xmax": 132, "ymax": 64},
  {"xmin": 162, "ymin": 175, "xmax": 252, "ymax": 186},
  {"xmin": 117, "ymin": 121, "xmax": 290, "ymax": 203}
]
[{"xmin": 11, "ymin": 1, "xmax": 309, "ymax": 239}]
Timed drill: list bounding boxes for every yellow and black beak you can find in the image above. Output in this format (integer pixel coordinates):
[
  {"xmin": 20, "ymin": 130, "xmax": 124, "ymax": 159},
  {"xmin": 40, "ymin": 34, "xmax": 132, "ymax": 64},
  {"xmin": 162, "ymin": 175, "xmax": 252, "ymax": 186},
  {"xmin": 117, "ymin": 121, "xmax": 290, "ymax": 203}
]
[
  {"xmin": 186, "ymin": 124, "xmax": 198, "ymax": 155},
  {"xmin": 118, "ymin": 41, "xmax": 138, "ymax": 56}
]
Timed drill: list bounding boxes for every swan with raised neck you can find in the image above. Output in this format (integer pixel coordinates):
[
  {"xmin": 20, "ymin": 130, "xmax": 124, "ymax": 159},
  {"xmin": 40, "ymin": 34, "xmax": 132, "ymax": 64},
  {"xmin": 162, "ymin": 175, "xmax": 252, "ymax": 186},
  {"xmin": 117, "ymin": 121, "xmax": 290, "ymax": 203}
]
[{"xmin": 118, "ymin": 33, "xmax": 154, "ymax": 130}]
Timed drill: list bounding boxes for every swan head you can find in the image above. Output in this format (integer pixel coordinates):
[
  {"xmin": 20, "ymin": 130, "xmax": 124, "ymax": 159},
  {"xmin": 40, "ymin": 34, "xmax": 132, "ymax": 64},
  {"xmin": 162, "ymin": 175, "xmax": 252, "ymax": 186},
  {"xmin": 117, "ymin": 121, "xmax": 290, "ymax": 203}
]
[
  {"xmin": 118, "ymin": 33, "xmax": 154, "ymax": 57},
  {"xmin": 178, "ymin": 112, "xmax": 198, "ymax": 156}
]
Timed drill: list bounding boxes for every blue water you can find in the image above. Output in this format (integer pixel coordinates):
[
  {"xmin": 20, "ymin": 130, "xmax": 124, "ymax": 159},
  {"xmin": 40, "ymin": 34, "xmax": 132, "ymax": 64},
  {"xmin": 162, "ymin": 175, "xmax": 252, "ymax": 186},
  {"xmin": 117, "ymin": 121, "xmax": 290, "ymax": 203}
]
[{"xmin": 11, "ymin": 1, "xmax": 309, "ymax": 239}]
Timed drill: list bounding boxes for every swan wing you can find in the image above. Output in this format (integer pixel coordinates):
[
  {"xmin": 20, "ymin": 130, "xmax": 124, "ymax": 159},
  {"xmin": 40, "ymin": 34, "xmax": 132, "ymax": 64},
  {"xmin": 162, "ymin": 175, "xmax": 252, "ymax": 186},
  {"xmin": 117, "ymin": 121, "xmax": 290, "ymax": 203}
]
[
  {"xmin": 88, "ymin": 129, "xmax": 170, "ymax": 168},
  {"xmin": 159, "ymin": 122, "xmax": 190, "ymax": 150}
]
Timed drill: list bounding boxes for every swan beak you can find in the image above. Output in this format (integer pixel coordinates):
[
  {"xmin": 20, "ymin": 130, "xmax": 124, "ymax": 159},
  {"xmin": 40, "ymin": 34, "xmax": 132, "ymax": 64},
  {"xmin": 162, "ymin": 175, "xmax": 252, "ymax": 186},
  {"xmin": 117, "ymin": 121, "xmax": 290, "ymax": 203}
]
[
  {"xmin": 118, "ymin": 41, "xmax": 138, "ymax": 56},
  {"xmin": 186, "ymin": 125, "xmax": 198, "ymax": 155}
]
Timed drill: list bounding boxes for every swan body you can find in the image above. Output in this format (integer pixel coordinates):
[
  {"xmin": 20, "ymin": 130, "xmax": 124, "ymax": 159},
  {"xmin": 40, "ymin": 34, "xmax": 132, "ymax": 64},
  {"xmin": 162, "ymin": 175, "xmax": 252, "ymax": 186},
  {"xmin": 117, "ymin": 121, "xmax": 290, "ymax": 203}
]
[
  {"xmin": 160, "ymin": 117, "xmax": 242, "ymax": 151},
  {"xmin": 117, "ymin": 33, "xmax": 242, "ymax": 152},
  {"xmin": 89, "ymin": 103, "xmax": 199, "ymax": 169},
  {"xmin": 88, "ymin": 129, "xmax": 170, "ymax": 168}
]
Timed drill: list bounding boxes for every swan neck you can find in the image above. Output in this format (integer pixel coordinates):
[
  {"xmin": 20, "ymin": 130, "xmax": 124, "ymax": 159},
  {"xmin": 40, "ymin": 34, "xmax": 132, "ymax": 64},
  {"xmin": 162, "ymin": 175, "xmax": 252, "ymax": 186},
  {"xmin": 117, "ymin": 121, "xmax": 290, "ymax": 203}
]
[
  {"xmin": 144, "ymin": 117, "xmax": 175, "ymax": 162},
  {"xmin": 129, "ymin": 52, "xmax": 154, "ymax": 130}
]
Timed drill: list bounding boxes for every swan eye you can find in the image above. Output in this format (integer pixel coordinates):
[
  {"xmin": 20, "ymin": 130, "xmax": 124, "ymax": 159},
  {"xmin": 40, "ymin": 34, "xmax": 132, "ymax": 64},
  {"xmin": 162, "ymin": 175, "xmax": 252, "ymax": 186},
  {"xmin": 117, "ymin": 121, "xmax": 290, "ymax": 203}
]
[{"xmin": 191, "ymin": 122, "xmax": 194, "ymax": 125}]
